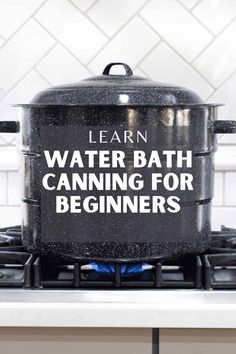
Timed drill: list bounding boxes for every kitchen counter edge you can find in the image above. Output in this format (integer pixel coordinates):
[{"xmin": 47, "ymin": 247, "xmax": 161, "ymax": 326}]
[{"xmin": 0, "ymin": 289, "xmax": 235, "ymax": 328}]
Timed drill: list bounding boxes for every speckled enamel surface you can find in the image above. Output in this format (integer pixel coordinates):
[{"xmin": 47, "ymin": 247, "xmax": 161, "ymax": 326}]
[
  {"xmin": 30, "ymin": 63, "xmax": 204, "ymax": 106},
  {"xmin": 19, "ymin": 105, "xmax": 216, "ymax": 260},
  {"xmin": 17, "ymin": 64, "xmax": 222, "ymax": 260}
]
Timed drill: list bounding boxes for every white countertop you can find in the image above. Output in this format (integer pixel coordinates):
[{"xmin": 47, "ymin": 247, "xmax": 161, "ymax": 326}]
[{"xmin": 0, "ymin": 289, "xmax": 236, "ymax": 328}]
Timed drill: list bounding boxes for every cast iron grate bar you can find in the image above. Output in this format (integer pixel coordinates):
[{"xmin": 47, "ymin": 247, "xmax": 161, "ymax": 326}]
[
  {"xmin": 204, "ymin": 253, "xmax": 236, "ymax": 290},
  {"xmin": 0, "ymin": 225, "xmax": 235, "ymax": 289},
  {"xmin": 33, "ymin": 255, "xmax": 202, "ymax": 289},
  {"xmin": 0, "ymin": 251, "xmax": 33, "ymax": 287}
]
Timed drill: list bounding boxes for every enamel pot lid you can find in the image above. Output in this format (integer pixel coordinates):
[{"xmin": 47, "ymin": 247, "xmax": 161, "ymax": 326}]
[{"xmin": 30, "ymin": 62, "xmax": 207, "ymax": 106}]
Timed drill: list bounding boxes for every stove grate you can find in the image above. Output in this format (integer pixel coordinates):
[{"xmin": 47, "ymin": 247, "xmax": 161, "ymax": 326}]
[
  {"xmin": 33, "ymin": 255, "xmax": 202, "ymax": 289},
  {"xmin": 0, "ymin": 225, "xmax": 235, "ymax": 289}
]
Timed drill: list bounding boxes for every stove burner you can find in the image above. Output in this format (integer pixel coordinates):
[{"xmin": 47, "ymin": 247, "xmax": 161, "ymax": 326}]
[
  {"xmin": 32, "ymin": 255, "xmax": 202, "ymax": 289},
  {"xmin": 86, "ymin": 262, "xmax": 154, "ymax": 275},
  {"xmin": 0, "ymin": 225, "xmax": 235, "ymax": 289}
]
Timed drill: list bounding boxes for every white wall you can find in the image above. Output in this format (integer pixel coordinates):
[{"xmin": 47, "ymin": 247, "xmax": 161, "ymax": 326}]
[{"xmin": 0, "ymin": 0, "xmax": 236, "ymax": 229}]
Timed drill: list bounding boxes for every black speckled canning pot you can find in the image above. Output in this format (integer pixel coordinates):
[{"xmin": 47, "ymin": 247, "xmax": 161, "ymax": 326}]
[{"xmin": 1, "ymin": 62, "xmax": 236, "ymax": 261}]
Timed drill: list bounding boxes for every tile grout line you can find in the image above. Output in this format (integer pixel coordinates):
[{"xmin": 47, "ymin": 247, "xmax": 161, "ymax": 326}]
[
  {"xmin": 223, "ymin": 172, "xmax": 226, "ymax": 206},
  {"xmin": 0, "ymin": 0, "xmax": 49, "ymax": 51},
  {"xmin": 32, "ymin": 17, "xmax": 94, "ymax": 76},
  {"xmin": 6, "ymin": 171, "xmax": 9, "ymax": 206},
  {"xmin": 134, "ymin": 41, "xmax": 162, "ymax": 72},
  {"xmin": 188, "ymin": 35, "xmax": 214, "ymax": 65},
  {"xmin": 136, "ymin": 66, "xmax": 151, "ymax": 78},
  {"xmin": 189, "ymin": 36, "xmax": 216, "ymax": 66},
  {"xmin": 0, "ymin": 0, "xmax": 234, "ymax": 141},
  {"xmin": 138, "ymin": 13, "xmax": 216, "ymax": 91},
  {"xmin": 205, "ymin": 68, "xmax": 236, "ymax": 101},
  {"xmin": 191, "ymin": 15, "xmax": 236, "ymax": 65},
  {"xmin": 34, "ymin": 67, "xmax": 52, "ymax": 87},
  {"xmin": 85, "ymin": 0, "xmax": 152, "ymax": 39},
  {"xmin": 2, "ymin": 42, "xmax": 57, "ymax": 98},
  {"xmin": 86, "ymin": 0, "xmax": 153, "ymax": 67},
  {"xmin": 190, "ymin": 0, "xmax": 203, "ymax": 11},
  {"xmin": 68, "ymin": 0, "xmax": 110, "ymax": 39},
  {"xmin": 85, "ymin": 0, "xmax": 99, "ymax": 13},
  {"xmin": 68, "ymin": 0, "xmax": 98, "ymax": 14},
  {"xmin": 0, "ymin": 90, "xmax": 6, "ymax": 104},
  {"xmin": 0, "ymin": 1, "xmax": 54, "ymax": 95},
  {"xmin": 176, "ymin": 0, "xmax": 216, "ymax": 38}
]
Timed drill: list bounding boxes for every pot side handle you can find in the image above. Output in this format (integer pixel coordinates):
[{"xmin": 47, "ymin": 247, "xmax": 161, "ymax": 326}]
[
  {"xmin": 214, "ymin": 120, "xmax": 236, "ymax": 134},
  {"xmin": 0, "ymin": 121, "xmax": 19, "ymax": 133}
]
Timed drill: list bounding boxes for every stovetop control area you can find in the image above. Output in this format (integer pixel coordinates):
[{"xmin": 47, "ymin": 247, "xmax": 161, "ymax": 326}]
[{"xmin": 0, "ymin": 225, "xmax": 235, "ymax": 290}]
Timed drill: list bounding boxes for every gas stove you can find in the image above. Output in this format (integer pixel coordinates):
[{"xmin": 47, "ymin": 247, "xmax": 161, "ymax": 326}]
[{"xmin": 0, "ymin": 225, "xmax": 235, "ymax": 290}]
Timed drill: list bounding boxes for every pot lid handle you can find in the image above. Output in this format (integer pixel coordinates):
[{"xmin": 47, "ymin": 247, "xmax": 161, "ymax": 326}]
[{"xmin": 102, "ymin": 62, "xmax": 133, "ymax": 77}]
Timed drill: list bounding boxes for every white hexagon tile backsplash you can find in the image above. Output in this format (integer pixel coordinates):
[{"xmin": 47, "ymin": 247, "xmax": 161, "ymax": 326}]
[{"xmin": 0, "ymin": 0, "xmax": 235, "ymax": 228}]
